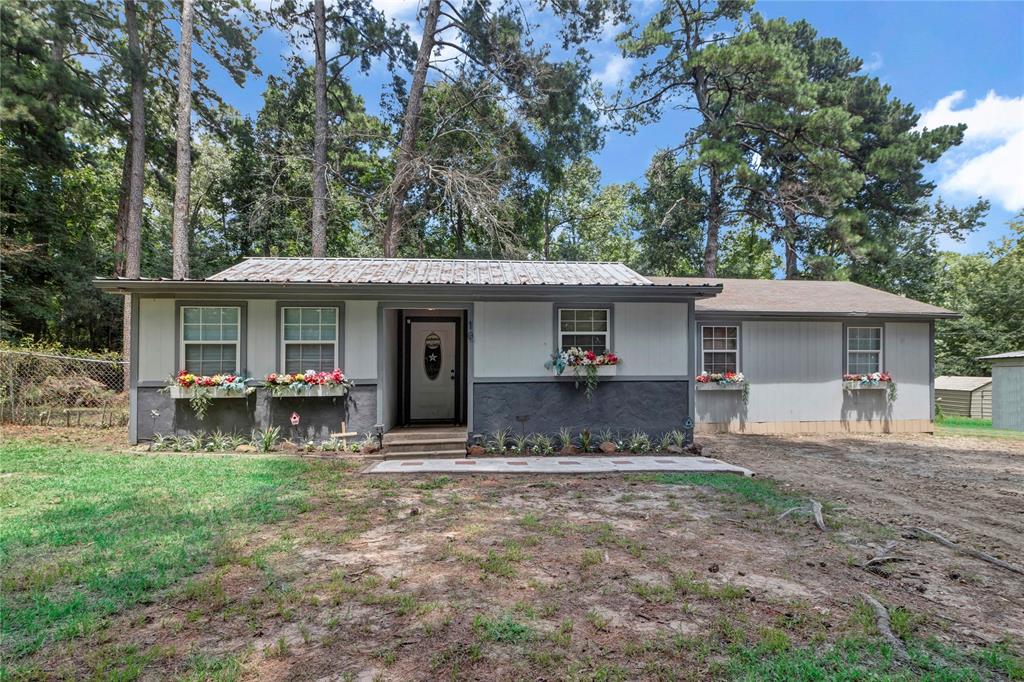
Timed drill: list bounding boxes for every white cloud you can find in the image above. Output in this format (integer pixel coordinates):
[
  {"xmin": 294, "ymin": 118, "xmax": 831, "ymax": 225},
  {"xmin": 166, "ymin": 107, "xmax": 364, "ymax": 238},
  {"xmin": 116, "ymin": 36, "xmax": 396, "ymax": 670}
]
[
  {"xmin": 861, "ymin": 51, "xmax": 883, "ymax": 72},
  {"xmin": 919, "ymin": 90, "xmax": 1024, "ymax": 211},
  {"xmin": 595, "ymin": 54, "xmax": 630, "ymax": 89}
]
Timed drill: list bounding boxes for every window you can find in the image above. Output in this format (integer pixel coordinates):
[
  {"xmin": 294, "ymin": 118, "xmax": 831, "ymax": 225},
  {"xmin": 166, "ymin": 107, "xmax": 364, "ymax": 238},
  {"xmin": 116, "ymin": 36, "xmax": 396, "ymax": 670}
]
[
  {"xmin": 558, "ymin": 308, "xmax": 609, "ymax": 353},
  {"xmin": 702, "ymin": 326, "xmax": 738, "ymax": 374},
  {"xmin": 281, "ymin": 307, "xmax": 338, "ymax": 373},
  {"xmin": 181, "ymin": 306, "xmax": 240, "ymax": 375},
  {"xmin": 847, "ymin": 326, "xmax": 882, "ymax": 374}
]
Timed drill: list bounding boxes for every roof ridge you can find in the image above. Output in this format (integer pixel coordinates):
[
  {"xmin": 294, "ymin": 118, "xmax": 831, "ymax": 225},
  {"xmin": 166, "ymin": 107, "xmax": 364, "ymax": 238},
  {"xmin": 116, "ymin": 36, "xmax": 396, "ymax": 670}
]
[{"xmin": 241, "ymin": 256, "xmax": 628, "ymax": 265}]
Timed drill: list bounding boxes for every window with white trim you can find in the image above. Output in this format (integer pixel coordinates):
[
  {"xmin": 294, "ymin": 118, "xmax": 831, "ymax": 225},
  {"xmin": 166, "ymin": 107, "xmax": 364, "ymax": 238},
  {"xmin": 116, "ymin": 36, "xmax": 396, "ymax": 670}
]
[
  {"xmin": 558, "ymin": 308, "xmax": 609, "ymax": 353},
  {"xmin": 701, "ymin": 326, "xmax": 738, "ymax": 374},
  {"xmin": 281, "ymin": 307, "xmax": 338, "ymax": 373},
  {"xmin": 181, "ymin": 306, "xmax": 240, "ymax": 375},
  {"xmin": 847, "ymin": 326, "xmax": 882, "ymax": 374}
]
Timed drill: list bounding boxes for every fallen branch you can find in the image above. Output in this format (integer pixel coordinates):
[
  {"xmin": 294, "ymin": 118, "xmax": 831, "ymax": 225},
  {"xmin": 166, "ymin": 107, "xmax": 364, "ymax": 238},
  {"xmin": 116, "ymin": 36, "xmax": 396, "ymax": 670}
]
[
  {"xmin": 864, "ymin": 556, "xmax": 909, "ymax": 568},
  {"xmin": 909, "ymin": 527, "xmax": 1024, "ymax": 577},
  {"xmin": 778, "ymin": 506, "xmax": 804, "ymax": 520},
  {"xmin": 809, "ymin": 498, "xmax": 827, "ymax": 532},
  {"xmin": 861, "ymin": 593, "xmax": 909, "ymax": 663}
]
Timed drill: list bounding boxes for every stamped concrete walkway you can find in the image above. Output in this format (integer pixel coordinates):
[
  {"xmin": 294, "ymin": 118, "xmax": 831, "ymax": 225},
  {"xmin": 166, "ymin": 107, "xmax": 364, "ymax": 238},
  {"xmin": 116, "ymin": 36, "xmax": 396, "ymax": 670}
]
[{"xmin": 365, "ymin": 456, "xmax": 754, "ymax": 477}]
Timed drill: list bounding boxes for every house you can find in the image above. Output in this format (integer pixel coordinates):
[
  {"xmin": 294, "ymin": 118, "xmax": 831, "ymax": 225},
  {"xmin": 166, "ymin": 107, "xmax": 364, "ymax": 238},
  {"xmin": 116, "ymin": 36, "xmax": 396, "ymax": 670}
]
[
  {"xmin": 934, "ymin": 376, "xmax": 992, "ymax": 419},
  {"xmin": 94, "ymin": 258, "xmax": 959, "ymax": 445},
  {"xmin": 977, "ymin": 351, "xmax": 1024, "ymax": 431}
]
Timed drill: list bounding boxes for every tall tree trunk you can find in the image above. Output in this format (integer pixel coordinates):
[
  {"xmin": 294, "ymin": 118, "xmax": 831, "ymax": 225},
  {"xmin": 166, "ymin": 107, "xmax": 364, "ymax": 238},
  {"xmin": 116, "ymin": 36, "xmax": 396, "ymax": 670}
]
[
  {"xmin": 113, "ymin": 140, "xmax": 132, "ymax": 276},
  {"xmin": 702, "ymin": 163, "xmax": 722, "ymax": 277},
  {"xmin": 122, "ymin": 0, "xmax": 146, "ymax": 391},
  {"xmin": 455, "ymin": 203, "xmax": 465, "ymax": 257},
  {"xmin": 310, "ymin": 0, "xmax": 328, "ymax": 257},
  {"xmin": 171, "ymin": 0, "xmax": 194, "ymax": 279},
  {"xmin": 382, "ymin": 0, "xmax": 441, "ymax": 257}
]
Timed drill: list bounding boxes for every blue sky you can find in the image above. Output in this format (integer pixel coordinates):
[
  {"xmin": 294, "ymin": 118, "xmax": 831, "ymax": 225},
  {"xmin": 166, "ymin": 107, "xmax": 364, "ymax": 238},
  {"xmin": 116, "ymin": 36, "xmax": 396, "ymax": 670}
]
[{"xmin": 216, "ymin": 0, "xmax": 1024, "ymax": 255}]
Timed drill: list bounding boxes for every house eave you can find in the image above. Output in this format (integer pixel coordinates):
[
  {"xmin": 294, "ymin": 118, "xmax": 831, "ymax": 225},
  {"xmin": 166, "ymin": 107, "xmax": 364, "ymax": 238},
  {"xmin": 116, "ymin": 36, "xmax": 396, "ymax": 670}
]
[
  {"xmin": 694, "ymin": 310, "xmax": 961, "ymax": 321},
  {"xmin": 93, "ymin": 278, "xmax": 724, "ymax": 302}
]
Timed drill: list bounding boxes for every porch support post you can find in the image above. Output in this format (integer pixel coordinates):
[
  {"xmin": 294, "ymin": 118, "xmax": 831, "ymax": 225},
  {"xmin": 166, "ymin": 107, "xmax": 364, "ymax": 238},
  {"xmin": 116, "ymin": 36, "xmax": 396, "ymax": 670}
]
[{"xmin": 687, "ymin": 299, "xmax": 697, "ymax": 444}]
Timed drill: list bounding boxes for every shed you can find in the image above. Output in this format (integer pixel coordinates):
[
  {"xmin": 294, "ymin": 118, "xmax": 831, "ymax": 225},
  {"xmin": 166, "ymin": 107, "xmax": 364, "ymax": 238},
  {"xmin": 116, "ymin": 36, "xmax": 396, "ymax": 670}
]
[
  {"xmin": 977, "ymin": 351, "xmax": 1024, "ymax": 431},
  {"xmin": 934, "ymin": 376, "xmax": 992, "ymax": 419}
]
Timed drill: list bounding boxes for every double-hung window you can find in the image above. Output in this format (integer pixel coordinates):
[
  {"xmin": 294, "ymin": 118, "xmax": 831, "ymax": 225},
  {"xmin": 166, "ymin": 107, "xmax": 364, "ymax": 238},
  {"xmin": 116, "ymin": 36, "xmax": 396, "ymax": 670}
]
[
  {"xmin": 181, "ymin": 306, "xmax": 240, "ymax": 375},
  {"xmin": 281, "ymin": 307, "xmax": 338, "ymax": 373},
  {"xmin": 847, "ymin": 326, "xmax": 883, "ymax": 374},
  {"xmin": 701, "ymin": 326, "xmax": 739, "ymax": 374},
  {"xmin": 558, "ymin": 308, "xmax": 609, "ymax": 354}
]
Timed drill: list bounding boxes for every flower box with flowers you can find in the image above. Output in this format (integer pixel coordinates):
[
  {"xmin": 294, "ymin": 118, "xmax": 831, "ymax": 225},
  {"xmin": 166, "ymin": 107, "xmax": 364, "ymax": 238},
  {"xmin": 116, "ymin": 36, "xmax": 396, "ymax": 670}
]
[
  {"xmin": 264, "ymin": 369, "xmax": 354, "ymax": 398},
  {"xmin": 168, "ymin": 372, "xmax": 252, "ymax": 400},
  {"xmin": 167, "ymin": 371, "xmax": 254, "ymax": 420},
  {"xmin": 843, "ymin": 372, "xmax": 897, "ymax": 401},
  {"xmin": 695, "ymin": 371, "xmax": 750, "ymax": 404},
  {"xmin": 544, "ymin": 348, "xmax": 621, "ymax": 399}
]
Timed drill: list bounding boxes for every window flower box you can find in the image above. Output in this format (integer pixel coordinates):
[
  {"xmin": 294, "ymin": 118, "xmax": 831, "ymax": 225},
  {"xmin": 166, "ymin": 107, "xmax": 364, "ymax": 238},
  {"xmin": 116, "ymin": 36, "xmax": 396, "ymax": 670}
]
[
  {"xmin": 167, "ymin": 371, "xmax": 254, "ymax": 420},
  {"xmin": 264, "ymin": 370, "xmax": 354, "ymax": 398},
  {"xmin": 842, "ymin": 373, "xmax": 897, "ymax": 401},
  {"xmin": 695, "ymin": 371, "xmax": 749, "ymax": 404},
  {"xmin": 169, "ymin": 385, "xmax": 251, "ymax": 400},
  {"xmin": 544, "ymin": 348, "xmax": 621, "ymax": 399}
]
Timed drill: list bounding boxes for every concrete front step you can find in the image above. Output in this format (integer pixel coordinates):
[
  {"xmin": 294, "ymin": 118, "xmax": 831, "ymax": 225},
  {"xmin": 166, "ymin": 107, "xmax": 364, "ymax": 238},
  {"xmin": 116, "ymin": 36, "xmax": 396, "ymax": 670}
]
[
  {"xmin": 385, "ymin": 430, "xmax": 467, "ymax": 442},
  {"xmin": 384, "ymin": 448, "xmax": 467, "ymax": 460},
  {"xmin": 387, "ymin": 438, "xmax": 467, "ymax": 454}
]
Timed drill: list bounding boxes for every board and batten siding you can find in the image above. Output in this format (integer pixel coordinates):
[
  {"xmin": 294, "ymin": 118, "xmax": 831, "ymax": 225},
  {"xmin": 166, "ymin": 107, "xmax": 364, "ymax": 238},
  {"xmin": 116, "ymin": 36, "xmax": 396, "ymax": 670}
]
[
  {"xmin": 473, "ymin": 301, "xmax": 690, "ymax": 378},
  {"xmin": 137, "ymin": 298, "xmax": 175, "ymax": 382},
  {"xmin": 474, "ymin": 301, "xmax": 553, "ymax": 377},
  {"xmin": 696, "ymin": 319, "xmax": 933, "ymax": 432},
  {"xmin": 344, "ymin": 300, "xmax": 378, "ymax": 381},
  {"xmin": 614, "ymin": 302, "xmax": 688, "ymax": 376}
]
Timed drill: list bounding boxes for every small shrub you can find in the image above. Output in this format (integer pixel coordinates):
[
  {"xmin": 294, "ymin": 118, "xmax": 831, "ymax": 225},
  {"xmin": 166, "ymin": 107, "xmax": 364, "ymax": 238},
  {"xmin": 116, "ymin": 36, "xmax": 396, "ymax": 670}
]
[
  {"xmin": 627, "ymin": 431, "xmax": 651, "ymax": 453},
  {"xmin": 184, "ymin": 433, "xmax": 206, "ymax": 452},
  {"xmin": 669, "ymin": 429, "xmax": 686, "ymax": 448},
  {"xmin": 597, "ymin": 427, "xmax": 615, "ymax": 446},
  {"xmin": 579, "ymin": 428, "xmax": 593, "ymax": 452},
  {"xmin": 659, "ymin": 432, "xmax": 673, "ymax": 451},
  {"xmin": 512, "ymin": 433, "xmax": 529, "ymax": 455},
  {"xmin": 250, "ymin": 426, "xmax": 280, "ymax": 453},
  {"xmin": 557, "ymin": 427, "xmax": 574, "ymax": 450},
  {"xmin": 151, "ymin": 433, "xmax": 173, "ymax": 451},
  {"xmin": 489, "ymin": 427, "xmax": 511, "ymax": 454},
  {"xmin": 530, "ymin": 433, "xmax": 554, "ymax": 456},
  {"xmin": 358, "ymin": 435, "xmax": 376, "ymax": 453},
  {"xmin": 207, "ymin": 430, "xmax": 233, "ymax": 452}
]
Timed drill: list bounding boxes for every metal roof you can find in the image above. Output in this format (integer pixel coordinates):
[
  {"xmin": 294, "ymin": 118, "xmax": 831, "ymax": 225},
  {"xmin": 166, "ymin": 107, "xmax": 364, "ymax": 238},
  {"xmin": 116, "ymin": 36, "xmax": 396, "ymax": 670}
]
[
  {"xmin": 206, "ymin": 258, "xmax": 658, "ymax": 286},
  {"xmin": 935, "ymin": 376, "xmax": 992, "ymax": 392},
  {"xmin": 648, "ymin": 276, "xmax": 959, "ymax": 319},
  {"xmin": 977, "ymin": 350, "xmax": 1024, "ymax": 360}
]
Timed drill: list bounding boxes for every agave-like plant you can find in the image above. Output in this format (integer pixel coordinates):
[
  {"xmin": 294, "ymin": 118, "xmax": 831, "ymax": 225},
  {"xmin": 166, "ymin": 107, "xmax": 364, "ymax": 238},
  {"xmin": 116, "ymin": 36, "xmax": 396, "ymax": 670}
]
[
  {"xmin": 659, "ymin": 432, "xmax": 673, "ymax": 452},
  {"xmin": 597, "ymin": 428, "xmax": 615, "ymax": 446},
  {"xmin": 530, "ymin": 433, "xmax": 554, "ymax": 456},
  {"xmin": 489, "ymin": 427, "xmax": 511, "ymax": 454},
  {"xmin": 627, "ymin": 431, "xmax": 651, "ymax": 454},
  {"xmin": 184, "ymin": 433, "xmax": 206, "ymax": 452},
  {"xmin": 250, "ymin": 426, "xmax": 280, "ymax": 453},
  {"xmin": 208, "ymin": 430, "xmax": 233, "ymax": 452},
  {"xmin": 579, "ymin": 428, "xmax": 593, "ymax": 452},
  {"xmin": 151, "ymin": 433, "xmax": 173, "ymax": 452},
  {"xmin": 670, "ymin": 429, "xmax": 687, "ymax": 448},
  {"xmin": 512, "ymin": 433, "xmax": 529, "ymax": 455},
  {"xmin": 557, "ymin": 427, "xmax": 574, "ymax": 450}
]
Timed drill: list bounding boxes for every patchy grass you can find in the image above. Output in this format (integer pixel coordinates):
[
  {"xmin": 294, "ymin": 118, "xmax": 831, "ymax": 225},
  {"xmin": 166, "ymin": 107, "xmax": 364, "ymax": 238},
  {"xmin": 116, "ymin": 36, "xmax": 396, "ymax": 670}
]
[
  {"xmin": 638, "ymin": 472, "xmax": 806, "ymax": 513},
  {"xmin": 472, "ymin": 613, "xmax": 535, "ymax": 643},
  {"xmin": 936, "ymin": 416, "xmax": 1024, "ymax": 440},
  {"xmin": 0, "ymin": 442, "xmax": 309, "ymax": 658}
]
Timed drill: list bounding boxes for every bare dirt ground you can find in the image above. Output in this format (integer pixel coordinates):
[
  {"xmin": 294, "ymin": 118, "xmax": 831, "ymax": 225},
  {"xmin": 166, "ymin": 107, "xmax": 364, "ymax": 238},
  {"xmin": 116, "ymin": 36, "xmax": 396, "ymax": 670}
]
[{"xmin": 11, "ymin": 429, "xmax": 1024, "ymax": 680}]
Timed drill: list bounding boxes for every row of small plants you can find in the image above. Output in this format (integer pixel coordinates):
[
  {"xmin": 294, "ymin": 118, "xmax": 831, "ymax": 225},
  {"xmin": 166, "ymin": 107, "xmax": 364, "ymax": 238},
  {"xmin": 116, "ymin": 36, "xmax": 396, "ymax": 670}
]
[
  {"xmin": 475, "ymin": 427, "xmax": 690, "ymax": 456},
  {"xmin": 149, "ymin": 426, "xmax": 375, "ymax": 454}
]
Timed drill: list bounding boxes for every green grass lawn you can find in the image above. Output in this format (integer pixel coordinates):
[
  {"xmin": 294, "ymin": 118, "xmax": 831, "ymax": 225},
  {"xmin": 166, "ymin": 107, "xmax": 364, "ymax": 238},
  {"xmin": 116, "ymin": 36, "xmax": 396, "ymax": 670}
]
[
  {"xmin": 0, "ymin": 442, "xmax": 310, "ymax": 659},
  {"xmin": 936, "ymin": 416, "xmax": 1024, "ymax": 440}
]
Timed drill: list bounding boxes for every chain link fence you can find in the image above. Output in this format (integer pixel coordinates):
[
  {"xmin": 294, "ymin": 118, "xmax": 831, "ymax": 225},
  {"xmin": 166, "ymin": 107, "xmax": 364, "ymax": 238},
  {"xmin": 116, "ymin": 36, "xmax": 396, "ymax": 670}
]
[{"xmin": 0, "ymin": 350, "xmax": 129, "ymax": 427}]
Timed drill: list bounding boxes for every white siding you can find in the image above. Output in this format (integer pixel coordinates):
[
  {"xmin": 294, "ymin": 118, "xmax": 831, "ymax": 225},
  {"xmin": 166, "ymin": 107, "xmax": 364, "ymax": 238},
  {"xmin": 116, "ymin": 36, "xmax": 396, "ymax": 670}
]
[
  {"xmin": 246, "ymin": 299, "xmax": 276, "ymax": 376},
  {"xmin": 137, "ymin": 298, "xmax": 175, "ymax": 382},
  {"xmin": 614, "ymin": 302, "xmax": 688, "ymax": 376},
  {"xmin": 740, "ymin": 321, "xmax": 844, "ymax": 423},
  {"xmin": 474, "ymin": 301, "xmax": 552, "ymax": 377},
  {"xmin": 885, "ymin": 322, "xmax": 931, "ymax": 421},
  {"xmin": 344, "ymin": 300, "xmax": 378, "ymax": 380}
]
